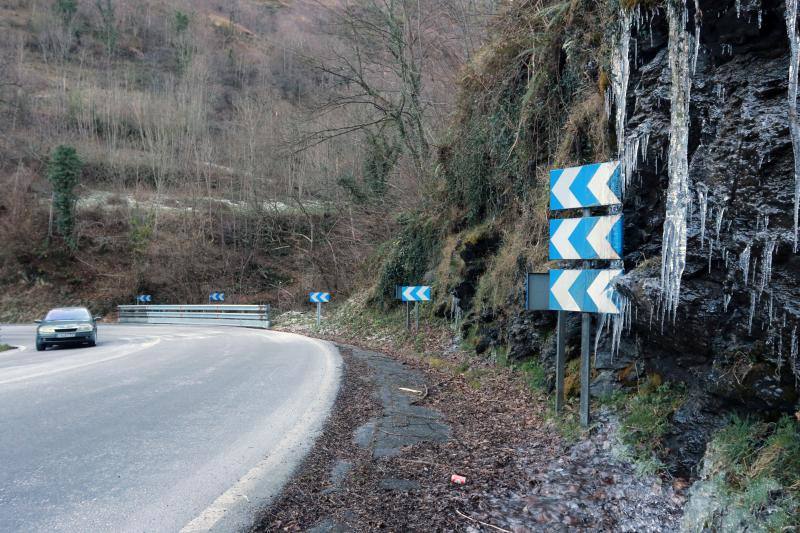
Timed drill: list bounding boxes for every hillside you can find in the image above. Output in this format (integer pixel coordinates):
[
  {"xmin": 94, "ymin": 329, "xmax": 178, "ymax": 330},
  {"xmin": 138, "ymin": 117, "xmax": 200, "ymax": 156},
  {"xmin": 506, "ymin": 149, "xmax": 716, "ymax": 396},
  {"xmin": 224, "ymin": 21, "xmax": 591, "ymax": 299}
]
[{"xmin": 0, "ymin": 0, "xmax": 486, "ymax": 319}]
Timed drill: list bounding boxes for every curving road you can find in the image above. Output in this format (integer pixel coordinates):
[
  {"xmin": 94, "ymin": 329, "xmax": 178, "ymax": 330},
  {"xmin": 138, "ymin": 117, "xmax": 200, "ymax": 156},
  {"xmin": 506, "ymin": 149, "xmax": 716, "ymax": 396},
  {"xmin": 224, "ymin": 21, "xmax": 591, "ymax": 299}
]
[{"xmin": 0, "ymin": 324, "xmax": 341, "ymax": 533}]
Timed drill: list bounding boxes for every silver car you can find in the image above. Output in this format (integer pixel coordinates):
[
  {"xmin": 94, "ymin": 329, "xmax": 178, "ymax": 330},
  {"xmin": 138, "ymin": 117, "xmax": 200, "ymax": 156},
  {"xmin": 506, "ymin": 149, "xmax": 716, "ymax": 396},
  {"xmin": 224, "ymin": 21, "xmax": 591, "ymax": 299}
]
[{"xmin": 35, "ymin": 307, "xmax": 101, "ymax": 351}]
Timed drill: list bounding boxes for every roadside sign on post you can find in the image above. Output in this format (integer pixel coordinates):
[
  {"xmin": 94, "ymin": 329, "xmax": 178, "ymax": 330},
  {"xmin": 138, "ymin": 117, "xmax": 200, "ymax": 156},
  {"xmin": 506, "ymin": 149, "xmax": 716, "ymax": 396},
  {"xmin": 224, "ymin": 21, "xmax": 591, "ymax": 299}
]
[
  {"xmin": 399, "ymin": 286, "xmax": 431, "ymax": 330},
  {"xmin": 548, "ymin": 269, "xmax": 623, "ymax": 314},
  {"xmin": 209, "ymin": 292, "xmax": 225, "ymax": 302},
  {"xmin": 550, "ymin": 161, "xmax": 621, "ymax": 210},
  {"xmin": 401, "ymin": 286, "xmax": 431, "ymax": 302},
  {"xmin": 549, "ymin": 215, "xmax": 623, "ymax": 260},
  {"xmin": 545, "ymin": 160, "xmax": 624, "ymax": 427},
  {"xmin": 309, "ymin": 292, "xmax": 331, "ymax": 327},
  {"xmin": 136, "ymin": 294, "xmax": 152, "ymax": 304}
]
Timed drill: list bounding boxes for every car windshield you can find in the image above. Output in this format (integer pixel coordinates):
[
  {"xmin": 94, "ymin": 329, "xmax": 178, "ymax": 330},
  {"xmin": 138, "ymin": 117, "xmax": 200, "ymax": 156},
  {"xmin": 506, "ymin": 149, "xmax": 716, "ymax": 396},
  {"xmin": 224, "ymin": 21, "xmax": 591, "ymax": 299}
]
[{"xmin": 44, "ymin": 309, "xmax": 91, "ymax": 321}]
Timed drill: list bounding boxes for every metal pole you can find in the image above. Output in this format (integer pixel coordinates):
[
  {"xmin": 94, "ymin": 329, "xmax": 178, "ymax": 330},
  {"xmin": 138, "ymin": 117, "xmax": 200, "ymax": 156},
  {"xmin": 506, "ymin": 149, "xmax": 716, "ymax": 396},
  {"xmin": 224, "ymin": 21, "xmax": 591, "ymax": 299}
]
[
  {"xmin": 555, "ymin": 310, "xmax": 566, "ymax": 414},
  {"xmin": 580, "ymin": 312, "xmax": 591, "ymax": 426},
  {"xmin": 415, "ymin": 301, "xmax": 420, "ymax": 330},
  {"xmin": 316, "ymin": 302, "xmax": 321, "ymax": 328},
  {"xmin": 406, "ymin": 301, "xmax": 410, "ymax": 330},
  {"xmin": 580, "ymin": 206, "xmax": 592, "ymax": 427}
]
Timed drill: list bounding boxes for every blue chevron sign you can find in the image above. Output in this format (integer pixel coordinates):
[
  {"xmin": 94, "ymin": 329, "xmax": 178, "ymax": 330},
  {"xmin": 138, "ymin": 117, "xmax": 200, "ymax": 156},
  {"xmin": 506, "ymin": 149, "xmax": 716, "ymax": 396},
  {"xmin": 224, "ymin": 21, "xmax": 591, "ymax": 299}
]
[
  {"xmin": 209, "ymin": 292, "xmax": 225, "ymax": 302},
  {"xmin": 549, "ymin": 269, "xmax": 623, "ymax": 314},
  {"xmin": 550, "ymin": 161, "xmax": 621, "ymax": 210},
  {"xmin": 136, "ymin": 294, "xmax": 152, "ymax": 303},
  {"xmin": 309, "ymin": 292, "xmax": 331, "ymax": 303},
  {"xmin": 549, "ymin": 214, "xmax": 623, "ymax": 260},
  {"xmin": 401, "ymin": 286, "xmax": 431, "ymax": 302}
]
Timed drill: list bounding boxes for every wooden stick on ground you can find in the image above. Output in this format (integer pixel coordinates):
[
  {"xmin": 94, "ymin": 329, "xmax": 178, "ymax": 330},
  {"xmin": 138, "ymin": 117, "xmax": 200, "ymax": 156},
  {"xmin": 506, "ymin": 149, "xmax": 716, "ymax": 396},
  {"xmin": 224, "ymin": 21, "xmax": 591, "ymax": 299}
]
[{"xmin": 455, "ymin": 509, "xmax": 512, "ymax": 533}]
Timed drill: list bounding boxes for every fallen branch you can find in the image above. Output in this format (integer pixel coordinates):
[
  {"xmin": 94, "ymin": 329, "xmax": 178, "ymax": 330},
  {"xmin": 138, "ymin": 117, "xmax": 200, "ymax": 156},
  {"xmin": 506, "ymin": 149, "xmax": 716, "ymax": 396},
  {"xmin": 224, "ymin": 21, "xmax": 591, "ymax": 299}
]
[{"xmin": 455, "ymin": 509, "xmax": 512, "ymax": 533}]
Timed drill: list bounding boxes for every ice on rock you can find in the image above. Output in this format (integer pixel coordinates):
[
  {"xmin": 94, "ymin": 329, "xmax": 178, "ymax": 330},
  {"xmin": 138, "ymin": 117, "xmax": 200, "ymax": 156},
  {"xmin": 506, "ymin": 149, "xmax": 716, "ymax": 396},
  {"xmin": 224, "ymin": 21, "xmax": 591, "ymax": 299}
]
[
  {"xmin": 660, "ymin": 0, "xmax": 693, "ymax": 321},
  {"xmin": 786, "ymin": 0, "xmax": 800, "ymax": 251}
]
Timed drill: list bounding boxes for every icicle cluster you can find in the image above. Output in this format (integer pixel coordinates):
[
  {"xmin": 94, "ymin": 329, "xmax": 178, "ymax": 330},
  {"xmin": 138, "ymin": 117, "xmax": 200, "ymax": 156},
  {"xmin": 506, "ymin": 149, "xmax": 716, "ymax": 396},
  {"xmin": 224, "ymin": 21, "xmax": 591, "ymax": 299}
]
[
  {"xmin": 593, "ymin": 296, "xmax": 633, "ymax": 363},
  {"xmin": 660, "ymin": 0, "xmax": 693, "ymax": 320},
  {"xmin": 786, "ymin": 0, "xmax": 800, "ymax": 252},
  {"xmin": 612, "ymin": 7, "xmax": 634, "ymax": 192}
]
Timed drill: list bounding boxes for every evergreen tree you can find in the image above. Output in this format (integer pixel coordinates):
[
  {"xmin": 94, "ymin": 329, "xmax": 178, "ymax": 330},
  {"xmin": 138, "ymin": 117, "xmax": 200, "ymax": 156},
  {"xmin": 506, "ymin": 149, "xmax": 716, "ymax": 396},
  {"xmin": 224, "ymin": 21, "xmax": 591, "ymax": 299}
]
[{"xmin": 47, "ymin": 145, "xmax": 82, "ymax": 249}]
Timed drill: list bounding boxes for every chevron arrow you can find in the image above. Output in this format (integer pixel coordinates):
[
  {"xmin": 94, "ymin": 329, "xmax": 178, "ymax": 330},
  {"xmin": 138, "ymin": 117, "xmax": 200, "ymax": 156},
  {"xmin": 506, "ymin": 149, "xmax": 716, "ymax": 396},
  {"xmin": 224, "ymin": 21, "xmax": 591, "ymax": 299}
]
[
  {"xmin": 549, "ymin": 215, "xmax": 623, "ymax": 260},
  {"xmin": 550, "ymin": 161, "xmax": 622, "ymax": 210},
  {"xmin": 309, "ymin": 292, "xmax": 331, "ymax": 303},
  {"xmin": 401, "ymin": 286, "xmax": 431, "ymax": 302},
  {"xmin": 548, "ymin": 269, "xmax": 622, "ymax": 314}
]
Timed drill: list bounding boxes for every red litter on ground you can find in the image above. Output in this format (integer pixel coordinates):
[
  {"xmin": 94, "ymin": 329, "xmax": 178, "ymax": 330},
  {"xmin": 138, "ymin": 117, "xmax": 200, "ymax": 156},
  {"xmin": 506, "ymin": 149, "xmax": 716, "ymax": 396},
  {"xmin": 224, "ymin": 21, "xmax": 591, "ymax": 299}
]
[{"xmin": 450, "ymin": 474, "xmax": 466, "ymax": 485}]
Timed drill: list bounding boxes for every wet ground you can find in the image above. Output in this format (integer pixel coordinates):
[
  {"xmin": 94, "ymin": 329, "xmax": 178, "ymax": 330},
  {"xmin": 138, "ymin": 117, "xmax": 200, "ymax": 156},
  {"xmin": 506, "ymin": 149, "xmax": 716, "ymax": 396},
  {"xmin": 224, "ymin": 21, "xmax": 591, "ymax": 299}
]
[{"xmin": 253, "ymin": 340, "xmax": 687, "ymax": 532}]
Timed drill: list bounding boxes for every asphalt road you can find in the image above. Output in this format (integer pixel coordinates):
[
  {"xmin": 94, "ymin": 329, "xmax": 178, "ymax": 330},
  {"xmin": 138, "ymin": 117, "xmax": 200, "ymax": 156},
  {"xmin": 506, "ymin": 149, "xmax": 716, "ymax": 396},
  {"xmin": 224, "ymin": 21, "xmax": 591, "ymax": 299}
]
[{"xmin": 0, "ymin": 324, "xmax": 341, "ymax": 533}]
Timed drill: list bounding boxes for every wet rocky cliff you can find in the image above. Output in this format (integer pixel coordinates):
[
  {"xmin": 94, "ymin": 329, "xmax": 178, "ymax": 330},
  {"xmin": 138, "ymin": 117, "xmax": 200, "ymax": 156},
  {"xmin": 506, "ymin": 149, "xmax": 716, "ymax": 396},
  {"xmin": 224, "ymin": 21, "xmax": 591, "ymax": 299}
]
[{"xmin": 496, "ymin": 0, "xmax": 800, "ymax": 477}]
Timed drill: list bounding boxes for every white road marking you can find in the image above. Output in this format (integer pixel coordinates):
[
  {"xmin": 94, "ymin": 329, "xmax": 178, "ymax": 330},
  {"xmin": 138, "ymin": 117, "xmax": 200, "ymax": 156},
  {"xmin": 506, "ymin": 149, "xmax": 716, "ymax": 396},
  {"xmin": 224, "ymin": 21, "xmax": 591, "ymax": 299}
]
[
  {"xmin": 0, "ymin": 338, "xmax": 161, "ymax": 385},
  {"xmin": 180, "ymin": 337, "xmax": 340, "ymax": 533}
]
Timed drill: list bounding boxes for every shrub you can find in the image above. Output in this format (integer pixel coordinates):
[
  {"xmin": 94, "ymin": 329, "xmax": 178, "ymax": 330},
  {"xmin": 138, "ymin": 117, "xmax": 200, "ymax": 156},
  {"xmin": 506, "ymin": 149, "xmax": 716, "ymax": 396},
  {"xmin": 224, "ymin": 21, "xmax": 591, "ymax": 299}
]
[{"xmin": 371, "ymin": 214, "xmax": 442, "ymax": 308}]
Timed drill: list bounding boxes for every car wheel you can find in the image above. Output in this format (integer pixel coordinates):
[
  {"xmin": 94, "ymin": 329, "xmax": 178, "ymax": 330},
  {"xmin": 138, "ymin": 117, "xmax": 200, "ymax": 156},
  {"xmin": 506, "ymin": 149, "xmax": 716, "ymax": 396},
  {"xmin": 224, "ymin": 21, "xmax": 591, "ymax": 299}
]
[
  {"xmin": 36, "ymin": 341, "xmax": 45, "ymax": 351},
  {"xmin": 88, "ymin": 334, "xmax": 96, "ymax": 347}
]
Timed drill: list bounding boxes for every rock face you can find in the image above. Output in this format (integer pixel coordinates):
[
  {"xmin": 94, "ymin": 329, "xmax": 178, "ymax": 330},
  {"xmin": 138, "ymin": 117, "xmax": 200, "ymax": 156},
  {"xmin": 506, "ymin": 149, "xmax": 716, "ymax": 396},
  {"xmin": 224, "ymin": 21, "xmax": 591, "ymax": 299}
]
[
  {"xmin": 617, "ymin": 0, "xmax": 800, "ymax": 475},
  {"xmin": 496, "ymin": 0, "xmax": 800, "ymax": 477}
]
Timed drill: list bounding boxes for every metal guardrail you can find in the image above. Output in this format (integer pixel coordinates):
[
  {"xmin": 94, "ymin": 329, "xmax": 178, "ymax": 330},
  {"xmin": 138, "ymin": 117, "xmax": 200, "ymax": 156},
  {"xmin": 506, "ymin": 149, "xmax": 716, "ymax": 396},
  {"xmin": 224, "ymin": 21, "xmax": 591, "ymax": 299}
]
[{"xmin": 117, "ymin": 305, "xmax": 270, "ymax": 329}]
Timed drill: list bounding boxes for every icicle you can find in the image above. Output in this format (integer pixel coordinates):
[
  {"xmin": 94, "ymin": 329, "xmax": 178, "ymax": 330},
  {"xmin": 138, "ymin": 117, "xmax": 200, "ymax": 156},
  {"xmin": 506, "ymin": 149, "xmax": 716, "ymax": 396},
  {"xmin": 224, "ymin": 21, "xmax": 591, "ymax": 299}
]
[
  {"xmin": 723, "ymin": 293, "xmax": 732, "ymax": 312},
  {"xmin": 740, "ymin": 243, "xmax": 752, "ymax": 286},
  {"xmin": 697, "ymin": 184, "xmax": 708, "ymax": 249},
  {"xmin": 786, "ymin": 0, "xmax": 800, "ymax": 252},
  {"xmin": 757, "ymin": 238, "xmax": 777, "ymax": 298},
  {"xmin": 692, "ymin": 0, "xmax": 701, "ymax": 74},
  {"xmin": 791, "ymin": 326, "xmax": 799, "ymax": 386},
  {"xmin": 736, "ymin": 0, "xmax": 742, "ymax": 19},
  {"xmin": 661, "ymin": 0, "xmax": 693, "ymax": 321},
  {"xmin": 594, "ymin": 313, "xmax": 608, "ymax": 364},
  {"xmin": 751, "ymin": 256, "xmax": 759, "ymax": 286},
  {"xmin": 768, "ymin": 293, "xmax": 774, "ymax": 326},
  {"xmin": 612, "ymin": 6, "xmax": 634, "ymax": 192},
  {"xmin": 714, "ymin": 206, "xmax": 726, "ymax": 244},
  {"xmin": 748, "ymin": 290, "xmax": 757, "ymax": 334}
]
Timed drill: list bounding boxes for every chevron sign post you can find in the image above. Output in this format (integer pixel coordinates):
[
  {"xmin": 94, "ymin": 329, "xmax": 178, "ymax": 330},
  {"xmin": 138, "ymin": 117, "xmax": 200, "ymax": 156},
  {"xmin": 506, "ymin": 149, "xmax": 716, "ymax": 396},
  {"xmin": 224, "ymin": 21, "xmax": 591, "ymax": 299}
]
[
  {"xmin": 549, "ymin": 215, "xmax": 623, "ymax": 260},
  {"xmin": 309, "ymin": 292, "xmax": 331, "ymax": 327},
  {"xmin": 399, "ymin": 286, "xmax": 431, "ymax": 330},
  {"xmin": 209, "ymin": 292, "xmax": 225, "ymax": 302},
  {"xmin": 136, "ymin": 294, "xmax": 152, "ymax": 304},
  {"xmin": 544, "ymin": 160, "xmax": 624, "ymax": 427},
  {"xmin": 550, "ymin": 161, "xmax": 621, "ymax": 210},
  {"xmin": 309, "ymin": 292, "xmax": 331, "ymax": 303}
]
